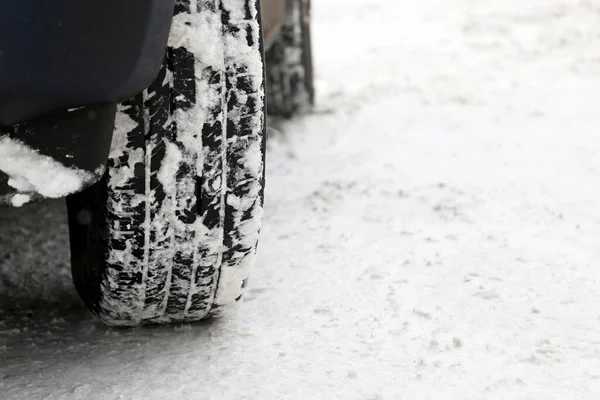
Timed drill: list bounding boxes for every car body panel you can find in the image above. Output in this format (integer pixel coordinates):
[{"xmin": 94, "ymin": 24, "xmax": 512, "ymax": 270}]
[{"xmin": 0, "ymin": 0, "xmax": 175, "ymax": 127}]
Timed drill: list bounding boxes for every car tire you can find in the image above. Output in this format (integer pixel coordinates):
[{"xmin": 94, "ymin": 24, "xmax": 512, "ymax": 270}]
[
  {"xmin": 265, "ymin": 0, "xmax": 314, "ymax": 117},
  {"xmin": 66, "ymin": 0, "xmax": 266, "ymax": 326}
]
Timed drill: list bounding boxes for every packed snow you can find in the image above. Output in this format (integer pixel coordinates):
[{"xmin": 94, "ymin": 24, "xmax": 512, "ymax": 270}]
[
  {"xmin": 2, "ymin": 0, "xmax": 600, "ymax": 398},
  {"xmin": 0, "ymin": 136, "xmax": 95, "ymax": 203}
]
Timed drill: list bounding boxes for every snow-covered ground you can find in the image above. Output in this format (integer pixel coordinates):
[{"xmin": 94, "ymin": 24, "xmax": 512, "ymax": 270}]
[{"xmin": 2, "ymin": 0, "xmax": 600, "ymax": 398}]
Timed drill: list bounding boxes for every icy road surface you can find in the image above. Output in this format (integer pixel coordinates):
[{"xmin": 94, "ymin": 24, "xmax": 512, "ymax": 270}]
[{"xmin": 2, "ymin": 0, "xmax": 600, "ymax": 398}]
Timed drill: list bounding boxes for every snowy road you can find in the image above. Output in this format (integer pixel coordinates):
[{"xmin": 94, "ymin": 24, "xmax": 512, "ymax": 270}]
[{"xmin": 3, "ymin": 0, "xmax": 600, "ymax": 398}]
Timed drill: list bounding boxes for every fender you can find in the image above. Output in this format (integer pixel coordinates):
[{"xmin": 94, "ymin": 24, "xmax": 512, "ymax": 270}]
[
  {"xmin": 0, "ymin": 0, "xmax": 175, "ymax": 206},
  {"xmin": 0, "ymin": 0, "xmax": 175, "ymax": 126}
]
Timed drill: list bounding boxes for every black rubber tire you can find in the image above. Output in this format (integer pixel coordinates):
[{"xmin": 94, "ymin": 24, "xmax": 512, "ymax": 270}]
[
  {"xmin": 66, "ymin": 0, "xmax": 266, "ymax": 326},
  {"xmin": 265, "ymin": 0, "xmax": 314, "ymax": 117}
]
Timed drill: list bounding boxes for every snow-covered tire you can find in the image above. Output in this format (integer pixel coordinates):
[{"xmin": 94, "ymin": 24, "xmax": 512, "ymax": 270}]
[
  {"xmin": 66, "ymin": 0, "xmax": 265, "ymax": 326},
  {"xmin": 265, "ymin": 0, "xmax": 314, "ymax": 117}
]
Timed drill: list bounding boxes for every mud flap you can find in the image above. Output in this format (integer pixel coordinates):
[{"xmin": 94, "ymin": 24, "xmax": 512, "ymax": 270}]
[{"xmin": 0, "ymin": 104, "xmax": 116, "ymax": 207}]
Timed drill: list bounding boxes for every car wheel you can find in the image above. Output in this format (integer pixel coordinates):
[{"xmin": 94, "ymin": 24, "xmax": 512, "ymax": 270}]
[
  {"xmin": 66, "ymin": 0, "xmax": 266, "ymax": 326},
  {"xmin": 266, "ymin": 0, "xmax": 314, "ymax": 117}
]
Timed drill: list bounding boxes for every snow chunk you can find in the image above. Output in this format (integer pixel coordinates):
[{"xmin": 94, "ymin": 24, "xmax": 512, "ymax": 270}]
[
  {"xmin": 0, "ymin": 136, "xmax": 94, "ymax": 198},
  {"xmin": 157, "ymin": 141, "xmax": 183, "ymax": 187},
  {"xmin": 109, "ymin": 111, "xmax": 138, "ymax": 159},
  {"xmin": 10, "ymin": 194, "xmax": 30, "ymax": 207}
]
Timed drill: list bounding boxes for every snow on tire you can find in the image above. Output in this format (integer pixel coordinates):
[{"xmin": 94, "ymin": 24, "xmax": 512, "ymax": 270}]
[
  {"xmin": 266, "ymin": 0, "xmax": 314, "ymax": 117},
  {"xmin": 66, "ymin": 0, "xmax": 265, "ymax": 326}
]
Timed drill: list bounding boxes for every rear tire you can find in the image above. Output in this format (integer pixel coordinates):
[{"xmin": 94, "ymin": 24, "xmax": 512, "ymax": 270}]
[
  {"xmin": 67, "ymin": 0, "xmax": 266, "ymax": 326},
  {"xmin": 265, "ymin": 0, "xmax": 314, "ymax": 117}
]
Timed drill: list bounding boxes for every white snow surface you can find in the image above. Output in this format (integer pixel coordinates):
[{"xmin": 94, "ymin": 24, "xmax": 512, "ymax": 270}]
[{"xmin": 2, "ymin": 0, "xmax": 600, "ymax": 398}]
